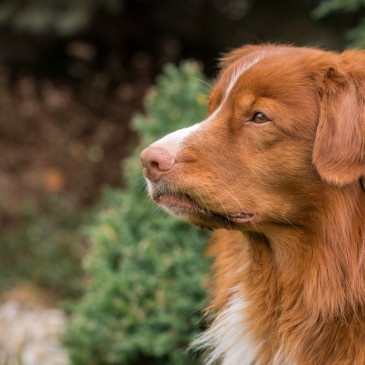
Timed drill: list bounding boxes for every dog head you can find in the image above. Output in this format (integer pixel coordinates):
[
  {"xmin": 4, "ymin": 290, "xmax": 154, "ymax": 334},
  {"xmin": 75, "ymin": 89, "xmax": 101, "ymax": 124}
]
[{"xmin": 141, "ymin": 45, "xmax": 365, "ymax": 230}]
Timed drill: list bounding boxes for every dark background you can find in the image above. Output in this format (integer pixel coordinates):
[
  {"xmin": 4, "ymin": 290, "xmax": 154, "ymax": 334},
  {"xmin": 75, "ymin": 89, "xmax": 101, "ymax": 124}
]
[{"xmin": 0, "ymin": 0, "xmax": 361, "ymax": 300}]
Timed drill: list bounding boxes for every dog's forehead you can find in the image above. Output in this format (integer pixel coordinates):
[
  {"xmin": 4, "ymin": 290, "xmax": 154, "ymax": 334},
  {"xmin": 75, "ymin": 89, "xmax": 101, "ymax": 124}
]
[
  {"xmin": 207, "ymin": 47, "xmax": 321, "ymax": 139},
  {"xmin": 215, "ymin": 47, "xmax": 319, "ymax": 101},
  {"xmin": 222, "ymin": 53, "xmax": 266, "ymax": 89},
  {"xmin": 208, "ymin": 52, "xmax": 267, "ymax": 109}
]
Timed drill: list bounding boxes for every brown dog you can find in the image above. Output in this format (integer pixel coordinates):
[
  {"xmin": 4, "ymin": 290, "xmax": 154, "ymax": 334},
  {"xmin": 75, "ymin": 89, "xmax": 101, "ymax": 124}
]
[{"xmin": 140, "ymin": 44, "xmax": 365, "ymax": 365}]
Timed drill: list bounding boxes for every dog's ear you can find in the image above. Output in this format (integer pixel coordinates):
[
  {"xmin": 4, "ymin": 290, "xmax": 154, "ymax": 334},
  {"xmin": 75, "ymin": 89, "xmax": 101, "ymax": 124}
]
[{"xmin": 312, "ymin": 50, "xmax": 365, "ymax": 186}]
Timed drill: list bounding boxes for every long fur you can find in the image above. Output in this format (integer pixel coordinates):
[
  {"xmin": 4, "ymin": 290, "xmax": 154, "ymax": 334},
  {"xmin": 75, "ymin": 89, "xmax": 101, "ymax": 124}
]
[{"xmin": 142, "ymin": 44, "xmax": 365, "ymax": 364}]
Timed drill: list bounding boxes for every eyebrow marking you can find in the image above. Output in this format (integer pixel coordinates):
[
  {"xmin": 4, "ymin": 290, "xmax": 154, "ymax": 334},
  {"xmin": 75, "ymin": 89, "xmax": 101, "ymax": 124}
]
[
  {"xmin": 226, "ymin": 55, "xmax": 263, "ymax": 98},
  {"xmin": 206, "ymin": 54, "xmax": 264, "ymax": 123}
]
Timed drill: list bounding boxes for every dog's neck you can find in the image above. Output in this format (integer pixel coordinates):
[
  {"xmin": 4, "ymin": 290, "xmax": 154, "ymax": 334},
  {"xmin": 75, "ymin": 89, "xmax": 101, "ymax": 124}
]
[
  {"xmin": 205, "ymin": 185, "xmax": 365, "ymax": 364},
  {"xmin": 260, "ymin": 182, "xmax": 365, "ymax": 318}
]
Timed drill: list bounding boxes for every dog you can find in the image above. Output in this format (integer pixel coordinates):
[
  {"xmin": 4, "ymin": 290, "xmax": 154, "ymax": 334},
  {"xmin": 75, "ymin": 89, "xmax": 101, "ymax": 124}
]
[{"xmin": 140, "ymin": 44, "xmax": 365, "ymax": 365}]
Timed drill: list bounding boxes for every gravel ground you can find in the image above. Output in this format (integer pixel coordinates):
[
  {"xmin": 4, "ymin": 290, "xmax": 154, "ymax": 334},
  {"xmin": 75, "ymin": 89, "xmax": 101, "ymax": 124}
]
[{"xmin": 0, "ymin": 300, "xmax": 69, "ymax": 365}]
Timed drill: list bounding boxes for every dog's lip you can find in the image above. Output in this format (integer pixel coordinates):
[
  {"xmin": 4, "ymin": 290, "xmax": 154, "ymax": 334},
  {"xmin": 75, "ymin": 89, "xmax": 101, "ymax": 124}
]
[
  {"xmin": 227, "ymin": 211, "xmax": 255, "ymax": 224},
  {"xmin": 154, "ymin": 192, "xmax": 255, "ymax": 224},
  {"xmin": 156, "ymin": 193, "xmax": 205, "ymax": 213}
]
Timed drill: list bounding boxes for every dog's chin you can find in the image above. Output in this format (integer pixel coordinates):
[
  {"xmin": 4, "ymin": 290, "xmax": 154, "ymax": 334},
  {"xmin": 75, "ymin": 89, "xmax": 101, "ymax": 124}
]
[{"xmin": 151, "ymin": 191, "xmax": 255, "ymax": 230}]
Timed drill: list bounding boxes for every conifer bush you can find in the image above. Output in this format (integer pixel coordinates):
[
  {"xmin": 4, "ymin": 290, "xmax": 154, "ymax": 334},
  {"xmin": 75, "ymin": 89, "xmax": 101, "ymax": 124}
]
[{"xmin": 65, "ymin": 62, "xmax": 211, "ymax": 365}]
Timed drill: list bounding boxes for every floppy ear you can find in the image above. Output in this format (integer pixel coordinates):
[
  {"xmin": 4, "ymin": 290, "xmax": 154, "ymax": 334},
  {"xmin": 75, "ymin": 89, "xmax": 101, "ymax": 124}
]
[{"xmin": 312, "ymin": 50, "xmax": 365, "ymax": 186}]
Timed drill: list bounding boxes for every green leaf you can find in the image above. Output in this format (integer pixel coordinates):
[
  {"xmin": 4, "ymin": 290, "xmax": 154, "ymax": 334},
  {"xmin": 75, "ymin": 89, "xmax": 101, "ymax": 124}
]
[{"xmin": 65, "ymin": 62, "xmax": 210, "ymax": 364}]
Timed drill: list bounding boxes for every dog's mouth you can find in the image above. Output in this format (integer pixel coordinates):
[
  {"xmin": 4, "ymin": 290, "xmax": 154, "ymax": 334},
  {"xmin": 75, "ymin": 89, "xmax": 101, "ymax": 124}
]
[{"xmin": 153, "ymin": 191, "xmax": 255, "ymax": 229}]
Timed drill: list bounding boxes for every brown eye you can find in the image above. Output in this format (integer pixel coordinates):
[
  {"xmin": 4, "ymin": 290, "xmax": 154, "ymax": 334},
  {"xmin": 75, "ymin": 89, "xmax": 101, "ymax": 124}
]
[{"xmin": 253, "ymin": 112, "xmax": 269, "ymax": 124}]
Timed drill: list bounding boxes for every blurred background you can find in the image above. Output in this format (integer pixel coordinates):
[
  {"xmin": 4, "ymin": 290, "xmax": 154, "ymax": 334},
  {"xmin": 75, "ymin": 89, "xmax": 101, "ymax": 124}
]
[{"xmin": 0, "ymin": 0, "xmax": 363, "ymax": 364}]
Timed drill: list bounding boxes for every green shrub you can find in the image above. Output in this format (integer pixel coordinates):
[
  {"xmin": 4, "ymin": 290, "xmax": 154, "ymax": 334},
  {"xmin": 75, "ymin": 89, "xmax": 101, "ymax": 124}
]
[
  {"xmin": 65, "ymin": 62, "xmax": 211, "ymax": 365},
  {"xmin": 313, "ymin": 0, "xmax": 365, "ymax": 48},
  {"xmin": 0, "ymin": 196, "xmax": 88, "ymax": 298}
]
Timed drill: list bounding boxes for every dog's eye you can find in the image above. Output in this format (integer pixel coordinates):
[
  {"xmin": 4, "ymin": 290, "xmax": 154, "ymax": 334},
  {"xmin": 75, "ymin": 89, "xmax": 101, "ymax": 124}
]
[{"xmin": 253, "ymin": 112, "xmax": 269, "ymax": 124}]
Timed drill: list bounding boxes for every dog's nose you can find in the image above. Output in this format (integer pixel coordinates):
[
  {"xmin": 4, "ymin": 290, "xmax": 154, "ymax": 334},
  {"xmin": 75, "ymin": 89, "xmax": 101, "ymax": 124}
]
[{"xmin": 140, "ymin": 146, "xmax": 175, "ymax": 180}]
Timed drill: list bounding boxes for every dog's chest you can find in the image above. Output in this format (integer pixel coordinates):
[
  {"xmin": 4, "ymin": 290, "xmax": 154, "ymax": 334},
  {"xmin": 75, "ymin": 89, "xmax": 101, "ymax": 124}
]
[
  {"xmin": 194, "ymin": 291, "xmax": 296, "ymax": 365},
  {"xmin": 194, "ymin": 291, "xmax": 258, "ymax": 364}
]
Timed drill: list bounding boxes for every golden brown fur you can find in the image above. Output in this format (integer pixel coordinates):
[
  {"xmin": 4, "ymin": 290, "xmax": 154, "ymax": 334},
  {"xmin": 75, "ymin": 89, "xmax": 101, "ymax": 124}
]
[{"xmin": 141, "ymin": 44, "xmax": 365, "ymax": 364}]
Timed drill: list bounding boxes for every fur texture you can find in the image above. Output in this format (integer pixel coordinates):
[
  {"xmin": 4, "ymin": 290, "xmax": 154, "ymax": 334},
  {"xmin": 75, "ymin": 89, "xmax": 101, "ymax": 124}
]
[{"xmin": 141, "ymin": 44, "xmax": 365, "ymax": 364}]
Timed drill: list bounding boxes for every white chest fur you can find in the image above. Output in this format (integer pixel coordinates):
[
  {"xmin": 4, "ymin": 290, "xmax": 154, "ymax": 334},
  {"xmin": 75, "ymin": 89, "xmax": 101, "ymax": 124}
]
[
  {"xmin": 192, "ymin": 291, "xmax": 260, "ymax": 365},
  {"xmin": 192, "ymin": 290, "xmax": 296, "ymax": 365}
]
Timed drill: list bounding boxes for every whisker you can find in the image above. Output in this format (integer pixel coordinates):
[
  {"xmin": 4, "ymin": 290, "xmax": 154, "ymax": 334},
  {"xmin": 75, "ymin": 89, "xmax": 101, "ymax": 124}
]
[
  {"xmin": 276, "ymin": 211, "xmax": 302, "ymax": 233},
  {"xmin": 213, "ymin": 194, "xmax": 232, "ymax": 229},
  {"xmin": 190, "ymin": 186, "xmax": 232, "ymax": 229},
  {"xmin": 191, "ymin": 188, "xmax": 211, "ymax": 216},
  {"xmin": 138, "ymin": 177, "xmax": 147, "ymax": 192},
  {"xmin": 192, "ymin": 76, "xmax": 214, "ymax": 90},
  {"xmin": 211, "ymin": 178, "xmax": 245, "ymax": 212}
]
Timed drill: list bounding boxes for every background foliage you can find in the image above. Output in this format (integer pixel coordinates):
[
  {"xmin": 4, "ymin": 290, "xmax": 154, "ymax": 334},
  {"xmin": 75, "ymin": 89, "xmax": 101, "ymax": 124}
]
[
  {"xmin": 65, "ymin": 62, "xmax": 211, "ymax": 365},
  {"xmin": 1, "ymin": 0, "xmax": 365, "ymax": 364},
  {"xmin": 314, "ymin": 0, "xmax": 365, "ymax": 47},
  {"xmin": 0, "ymin": 196, "xmax": 88, "ymax": 298},
  {"xmin": 0, "ymin": 0, "xmax": 122, "ymax": 35}
]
